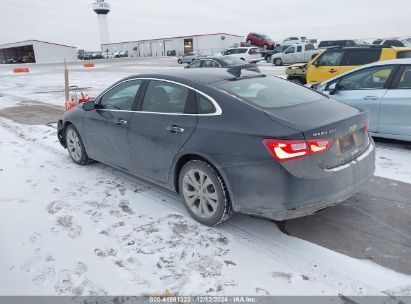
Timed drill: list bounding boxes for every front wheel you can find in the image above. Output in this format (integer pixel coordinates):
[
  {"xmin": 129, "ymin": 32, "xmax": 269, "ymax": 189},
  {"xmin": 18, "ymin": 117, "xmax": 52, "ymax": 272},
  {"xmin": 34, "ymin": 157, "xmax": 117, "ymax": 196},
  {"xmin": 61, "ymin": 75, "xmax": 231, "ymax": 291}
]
[
  {"xmin": 179, "ymin": 160, "xmax": 232, "ymax": 226},
  {"xmin": 65, "ymin": 125, "xmax": 91, "ymax": 165}
]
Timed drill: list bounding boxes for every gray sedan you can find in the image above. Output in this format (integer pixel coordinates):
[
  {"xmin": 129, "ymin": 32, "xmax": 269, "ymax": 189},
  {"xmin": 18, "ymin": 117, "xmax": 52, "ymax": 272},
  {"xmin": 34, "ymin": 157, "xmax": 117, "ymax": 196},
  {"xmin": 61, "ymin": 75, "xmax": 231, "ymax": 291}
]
[
  {"xmin": 58, "ymin": 69, "xmax": 375, "ymax": 226},
  {"xmin": 177, "ymin": 52, "xmax": 202, "ymax": 64},
  {"xmin": 313, "ymin": 59, "xmax": 411, "ymax": 141}
]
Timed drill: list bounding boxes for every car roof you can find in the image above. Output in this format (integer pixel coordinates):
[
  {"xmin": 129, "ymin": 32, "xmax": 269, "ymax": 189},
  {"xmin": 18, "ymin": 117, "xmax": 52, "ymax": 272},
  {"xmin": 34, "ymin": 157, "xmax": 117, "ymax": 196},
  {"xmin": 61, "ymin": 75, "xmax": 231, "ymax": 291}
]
[
  {"xmin": 322, "ymin": 58, "xmax": 411, "ymax": 84},
  {"xmin": 121, "ymin": 68, "xmax": 262, "ymax": 85}
]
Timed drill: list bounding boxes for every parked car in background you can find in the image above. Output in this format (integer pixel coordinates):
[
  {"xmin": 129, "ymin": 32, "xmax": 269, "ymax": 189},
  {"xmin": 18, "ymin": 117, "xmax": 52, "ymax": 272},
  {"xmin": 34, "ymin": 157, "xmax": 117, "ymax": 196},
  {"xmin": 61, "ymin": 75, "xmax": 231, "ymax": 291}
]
[
  {"xmin": 262, "ymin": 45, "xmax": 290, "ymax": 63},
  {"xmin": 178, "ymin": 52, "xmax": 202, "ymax": 64},
  {"xmin": 185, "ymin": 57, "xmax": 260, "ymax": 73},
  {"xmin": 57, "ymin": 69, "xmax": 375, "ymax": 226},
  {"xmin": 280, "ymin": 37, "xmax": 307, "ymax": 46},
  {"xmin": 400, "ymin": 37, "xmax": 411, "ymax": 46},
  {"xmin": 217, "ymin": 47, "xmax": 263, "ymax": 63},
  {"xmin": 271, "ymin": 43, "xmax": 320, "ymax": 66},
  {"xmin": 312, "ymin": 59, "xmax": 411, "ymax": 141},
  {"xmin": 318, "ymin": 40, "xmax": 359, "ymax": 48},
  {"xmin": 306, "ymin": 46, "xmax": 411, "ymax": 84},
  {"xmin": 372, "ymin": 39, "xmax": 405, "ymax": 47},
  {"xmin": 245, "ymin": 32, "xmax": 275, "ymax": 50}
]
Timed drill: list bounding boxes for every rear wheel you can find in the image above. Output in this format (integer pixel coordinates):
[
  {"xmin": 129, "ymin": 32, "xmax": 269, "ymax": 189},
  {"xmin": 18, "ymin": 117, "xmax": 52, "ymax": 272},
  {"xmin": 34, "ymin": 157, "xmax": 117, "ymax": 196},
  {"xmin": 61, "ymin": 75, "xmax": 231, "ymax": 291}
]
[
  {"xmin": 274, "ymin": 58, "xmax": 283, "ymax": 66},
  {"xmin": 65, "ymin": 125, "xmax": 91, "ymax": 165},
  {"xmin": 178, "ymin": 59, "xmax": 182, "ymax": 64},
  {"xmin": 179, "ymin": 160, "xmax": 232, "ymax": 226},
  {"xmin": 265, "ymin": 55, "xmax": 272, "ymax": 63}
]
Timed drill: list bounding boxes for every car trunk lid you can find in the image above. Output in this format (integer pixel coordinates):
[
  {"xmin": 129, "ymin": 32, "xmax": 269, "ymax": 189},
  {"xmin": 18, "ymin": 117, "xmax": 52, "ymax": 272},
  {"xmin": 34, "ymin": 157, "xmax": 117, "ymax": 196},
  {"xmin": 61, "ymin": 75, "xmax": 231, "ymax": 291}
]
[{"xmin": 265, "ymin": 99, "xmax": 369, "ymax": 169}]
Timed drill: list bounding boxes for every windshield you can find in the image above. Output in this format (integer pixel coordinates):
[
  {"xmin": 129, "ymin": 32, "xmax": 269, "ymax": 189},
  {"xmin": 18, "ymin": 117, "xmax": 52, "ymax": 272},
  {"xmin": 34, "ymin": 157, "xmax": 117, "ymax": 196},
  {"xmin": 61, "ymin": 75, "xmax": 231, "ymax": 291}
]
[{"xmin": 212, "ymin": 76, "xmax": 325, "ymax": 109}]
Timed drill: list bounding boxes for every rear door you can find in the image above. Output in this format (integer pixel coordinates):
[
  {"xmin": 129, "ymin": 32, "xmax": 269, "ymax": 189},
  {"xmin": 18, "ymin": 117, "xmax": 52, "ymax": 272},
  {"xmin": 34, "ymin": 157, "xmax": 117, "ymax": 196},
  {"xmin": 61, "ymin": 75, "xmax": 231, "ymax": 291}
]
[
  {"xmin": 84, "ymin": 79, "xmax": 143, "ymax": 168},
  {"xmin": 378, "ymin": 65, "xmax": 411, "ymax": 136},
  {"xmin": 128, "ymin": 79, "xmax": 197, "ymax": 183},
  {"xmin": 329, "ymin": 65, "xmax": 397, "ymax": 132}
]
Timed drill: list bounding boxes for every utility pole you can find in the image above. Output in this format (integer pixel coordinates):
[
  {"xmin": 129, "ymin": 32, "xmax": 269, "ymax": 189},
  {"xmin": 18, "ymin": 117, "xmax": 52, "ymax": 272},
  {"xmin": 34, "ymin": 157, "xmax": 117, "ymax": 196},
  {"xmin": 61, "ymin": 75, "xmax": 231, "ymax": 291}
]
[{"xmin": 64, "ymin": 59, "xmax": 69, "ymax": 102}]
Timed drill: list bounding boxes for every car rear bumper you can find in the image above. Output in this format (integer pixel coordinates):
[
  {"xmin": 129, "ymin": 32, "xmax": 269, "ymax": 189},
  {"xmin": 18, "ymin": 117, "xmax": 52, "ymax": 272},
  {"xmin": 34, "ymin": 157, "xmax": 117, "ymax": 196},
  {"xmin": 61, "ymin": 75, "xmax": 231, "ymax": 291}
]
[{"xmin": 225, "ymin": 141, "xmax": 376, "ymax": 221}]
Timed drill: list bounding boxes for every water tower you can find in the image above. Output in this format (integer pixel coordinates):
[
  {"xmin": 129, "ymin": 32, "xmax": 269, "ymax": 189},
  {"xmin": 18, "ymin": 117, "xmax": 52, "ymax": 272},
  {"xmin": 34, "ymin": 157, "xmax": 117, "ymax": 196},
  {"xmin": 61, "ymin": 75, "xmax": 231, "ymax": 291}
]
[{"xmin": 93, "ymin": 0, "xmax": 110, "ymax": 45}]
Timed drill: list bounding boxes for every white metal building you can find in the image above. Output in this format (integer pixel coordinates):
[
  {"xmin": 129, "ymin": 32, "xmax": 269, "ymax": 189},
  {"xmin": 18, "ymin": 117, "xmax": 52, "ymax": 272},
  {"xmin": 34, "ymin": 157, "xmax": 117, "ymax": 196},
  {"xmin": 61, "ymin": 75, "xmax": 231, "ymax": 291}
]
[
  {"xmin": 0, "ymin": 40, "xmax": 77, "ymax": 64},
  {"xmin": 101, "ymin": 33, "xmax": 243, "ymax": 57}
]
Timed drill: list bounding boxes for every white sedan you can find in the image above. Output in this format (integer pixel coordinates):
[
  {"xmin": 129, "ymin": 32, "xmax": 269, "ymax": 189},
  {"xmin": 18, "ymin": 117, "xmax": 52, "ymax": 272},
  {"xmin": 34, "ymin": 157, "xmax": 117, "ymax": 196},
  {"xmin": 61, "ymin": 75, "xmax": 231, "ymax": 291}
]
[{"xmin": 216, "ymin": 47, "xmax": 263, "ymax": 63}]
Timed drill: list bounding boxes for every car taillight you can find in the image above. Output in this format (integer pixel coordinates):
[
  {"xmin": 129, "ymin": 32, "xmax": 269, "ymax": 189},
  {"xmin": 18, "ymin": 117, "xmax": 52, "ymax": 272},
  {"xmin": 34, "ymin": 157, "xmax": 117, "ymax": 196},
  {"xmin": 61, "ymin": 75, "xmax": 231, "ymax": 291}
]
[
  {"xmin": 263, "ymin": 138, "xmax": 333, "ymax": 161},
  {"xmin": 308, "ymin": 139, "xmax": 333, "ymax": 154},
  {"xmin": 263, "ymin": 139, "xmax": 309, "ymax": 161}
]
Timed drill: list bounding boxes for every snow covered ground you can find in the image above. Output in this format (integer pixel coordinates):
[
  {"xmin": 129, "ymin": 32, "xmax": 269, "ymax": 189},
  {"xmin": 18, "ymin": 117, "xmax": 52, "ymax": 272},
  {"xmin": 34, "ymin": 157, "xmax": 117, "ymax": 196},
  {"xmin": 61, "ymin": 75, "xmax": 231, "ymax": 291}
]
[{"xmin": 0, "ymin": 58, "xmax": 411, "ymax": 297}]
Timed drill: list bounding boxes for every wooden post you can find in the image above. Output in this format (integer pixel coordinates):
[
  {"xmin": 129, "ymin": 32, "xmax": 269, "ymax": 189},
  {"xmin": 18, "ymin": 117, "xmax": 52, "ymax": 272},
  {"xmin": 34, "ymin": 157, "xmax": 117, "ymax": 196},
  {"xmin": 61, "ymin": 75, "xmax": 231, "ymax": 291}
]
[{"xmin": 64, "ymin": 59, "xmax": 69, "ymax": 102}]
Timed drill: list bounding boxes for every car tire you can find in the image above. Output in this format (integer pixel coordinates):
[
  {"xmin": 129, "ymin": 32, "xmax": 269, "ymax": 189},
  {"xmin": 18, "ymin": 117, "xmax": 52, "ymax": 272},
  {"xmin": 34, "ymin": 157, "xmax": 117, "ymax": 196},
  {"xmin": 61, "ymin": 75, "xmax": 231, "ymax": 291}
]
[
  {"xmin": 178, "ymin": 59, "xmax": 182, "ymax": 64},
  {"xmin": 240, "ymin": 58, "xmax": 245, "ymax": 61},
  {"xmin": 65, "ymin": 125, "xmax": 91, "ymax": 165},
  {"xmin": 274, "ymin": 58, "xmax": 283, "ymax": 66},
  {"xmin": 266, "ymin": 55, "xmax": 272, "ymax": 63},
  {"xmin": 179, "ymin": 160, "xmax": 233, "ymax": 226}
]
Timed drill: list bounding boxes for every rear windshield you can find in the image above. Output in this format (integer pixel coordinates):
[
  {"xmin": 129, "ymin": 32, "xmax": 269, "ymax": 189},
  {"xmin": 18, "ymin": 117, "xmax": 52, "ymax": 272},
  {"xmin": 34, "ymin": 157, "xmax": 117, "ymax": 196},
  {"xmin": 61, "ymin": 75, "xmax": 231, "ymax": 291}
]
[{"xmin": 212, "ymin": 76, "xmax": 325, "ymax": 109}]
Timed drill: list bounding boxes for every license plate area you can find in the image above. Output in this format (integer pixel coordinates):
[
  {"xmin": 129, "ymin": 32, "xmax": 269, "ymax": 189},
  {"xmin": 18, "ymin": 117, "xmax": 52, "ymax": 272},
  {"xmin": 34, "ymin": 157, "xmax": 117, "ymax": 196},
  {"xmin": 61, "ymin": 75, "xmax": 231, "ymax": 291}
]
[{"xmin": 339, "ymin": 133, "xmax": 355, "ymax": 154}]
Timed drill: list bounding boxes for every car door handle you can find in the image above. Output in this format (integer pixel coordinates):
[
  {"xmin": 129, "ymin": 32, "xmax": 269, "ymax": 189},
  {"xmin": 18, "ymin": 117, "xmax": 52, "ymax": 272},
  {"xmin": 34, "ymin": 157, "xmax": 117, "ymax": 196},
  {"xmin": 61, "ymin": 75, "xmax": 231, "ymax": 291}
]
[
  {"xmin": 114, "ymin": 119, "xmax": 128, "ymax": 125},
  {"xmin": 166, "ymin": 125, "xmax": 185, "ymax": 133},
  {"xmin": 329, "ymin": 68, "xmax": 337, "ymax": 73},
  {"xmin": 363, "ymin": 96, "xmax": 379, "ymax": 100}
]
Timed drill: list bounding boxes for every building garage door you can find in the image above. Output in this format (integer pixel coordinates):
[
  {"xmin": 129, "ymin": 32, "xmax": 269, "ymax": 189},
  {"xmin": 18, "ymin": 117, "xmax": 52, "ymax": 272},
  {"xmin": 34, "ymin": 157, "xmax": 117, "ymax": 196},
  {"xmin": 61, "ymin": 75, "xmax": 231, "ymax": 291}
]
[
  {"xmin": 164, "ymin": 40, "xmax": 175, "ymax": 56},
  {"xmin": 138, "ymin": 42, "xmax": 151, "ymax": 57},
  {"xmin": 151, "ymin": 41, "xmax": 164, "ymax": 57}
]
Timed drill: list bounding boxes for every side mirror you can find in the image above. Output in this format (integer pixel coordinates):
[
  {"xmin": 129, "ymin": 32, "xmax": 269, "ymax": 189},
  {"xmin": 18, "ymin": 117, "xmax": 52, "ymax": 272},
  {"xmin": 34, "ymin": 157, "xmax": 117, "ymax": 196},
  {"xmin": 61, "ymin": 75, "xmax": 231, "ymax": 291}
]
[
  {"xmin": 328, "ymin": 83, "xmax": 337, "ymax": 95},
  {"xmin": 314, "ymin": 60, "xmax": 320, "ymax": 67},
  {"xmin": 83, "ymin": 101, "xmax": 95, "ymax": 111}
]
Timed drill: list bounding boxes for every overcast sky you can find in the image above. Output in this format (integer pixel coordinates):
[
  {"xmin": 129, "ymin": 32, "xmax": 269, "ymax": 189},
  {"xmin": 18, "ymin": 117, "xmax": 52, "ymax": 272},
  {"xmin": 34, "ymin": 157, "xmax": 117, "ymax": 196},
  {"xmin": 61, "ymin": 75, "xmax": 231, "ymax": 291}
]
[{"xmin": 0, "ymin": 0, "xmax": 410, "ymax": 50}]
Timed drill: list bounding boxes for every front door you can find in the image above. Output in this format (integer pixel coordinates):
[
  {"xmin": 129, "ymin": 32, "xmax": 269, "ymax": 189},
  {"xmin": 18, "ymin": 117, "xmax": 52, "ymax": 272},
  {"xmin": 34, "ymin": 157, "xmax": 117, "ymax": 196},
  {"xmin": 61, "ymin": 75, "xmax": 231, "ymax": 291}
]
[
  {"xmin": 379, "ymin": 65, "xmax": 411, "ymax": 136},
  {"xmin": 84, "ymin": 79, "xmax": 143, "ymax": 168},
  {"xmin": 128, "ymin": 79, "xmax": 197, "ymax": 183},
  {"xmin": 307, "ymin": 50, "xmax": 345, "ymax": 83},
  {"xmin": 331, "ymin": 65, "xmax": 396, "ymax": 132}
]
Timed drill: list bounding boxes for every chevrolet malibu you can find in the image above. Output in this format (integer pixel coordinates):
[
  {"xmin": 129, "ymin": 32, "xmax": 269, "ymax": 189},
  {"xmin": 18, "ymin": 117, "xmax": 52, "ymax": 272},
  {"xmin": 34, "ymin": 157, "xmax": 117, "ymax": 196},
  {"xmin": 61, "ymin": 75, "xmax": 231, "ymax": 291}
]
[{"xmin": 57, "ymin": 69, "xmax": 375, "ymax": 226}]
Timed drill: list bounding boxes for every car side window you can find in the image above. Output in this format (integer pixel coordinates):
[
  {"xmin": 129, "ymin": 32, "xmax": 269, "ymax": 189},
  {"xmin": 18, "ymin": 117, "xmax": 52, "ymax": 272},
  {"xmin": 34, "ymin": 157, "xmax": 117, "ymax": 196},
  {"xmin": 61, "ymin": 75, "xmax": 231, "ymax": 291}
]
[
  {"xmin": 397, "ymin": 66, "xmax": 411, "ymax": 89},
  {"xmin": 238, "ymin": 49, "xmax": 247, "ymax": 54},
  {"xmin": 188, "ymin": 60, "xmax": 201, "ymax": 68},
  {"xmin": 316, "ymin": 51, "xmax": 344, "ymax": 66},
  {"xmin": 338, "ymin": 65, "xmax": 394, "ymax": 91},
  {"xmin": 397, "ymin": 51, "xmax": 411, "ymax": 59},
  {"xmin": 202, "ymin": 60, "xmax": 220, "ymax": 68},
  {"xmin": 341, "ymin": 50, "xmax": 381, "ymax": 66},
  {"xmin": 285, "ymin": 46, "xmax": 295, "ymax": 54},
  {"xmin": 196, "ymin": 93, "xmax": 216, "ymax": 114},
  {"xmin": 141, "ymin": 80, "xmax": 189, "ymax": 114},
  {"xmin": 100, "ymin": 80, "xmax": 142, "ymax": 110},
  {"xmin": 296, "ymin": 46, "xmax": 302, "ymax": 52}
]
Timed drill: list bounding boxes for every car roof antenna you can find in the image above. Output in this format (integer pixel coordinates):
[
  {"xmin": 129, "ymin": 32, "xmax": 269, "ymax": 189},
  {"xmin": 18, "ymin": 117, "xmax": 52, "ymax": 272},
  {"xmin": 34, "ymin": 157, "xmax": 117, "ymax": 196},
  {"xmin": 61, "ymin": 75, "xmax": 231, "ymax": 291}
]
[{"xmin": 227, "ymin": 66, "xmax": 242, "ymax": 78}]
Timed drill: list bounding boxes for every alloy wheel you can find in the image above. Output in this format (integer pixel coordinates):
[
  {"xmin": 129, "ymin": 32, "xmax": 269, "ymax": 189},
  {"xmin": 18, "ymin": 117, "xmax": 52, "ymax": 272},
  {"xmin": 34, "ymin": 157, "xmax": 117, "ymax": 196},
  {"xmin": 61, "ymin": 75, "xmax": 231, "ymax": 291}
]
[
  {"xmin": 182, "ymin": 169, "xmax": 218, "ymax": 219},
  {"xmin": 66, "ymin": 129, "xmax": 82, "ymax": 162}
]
